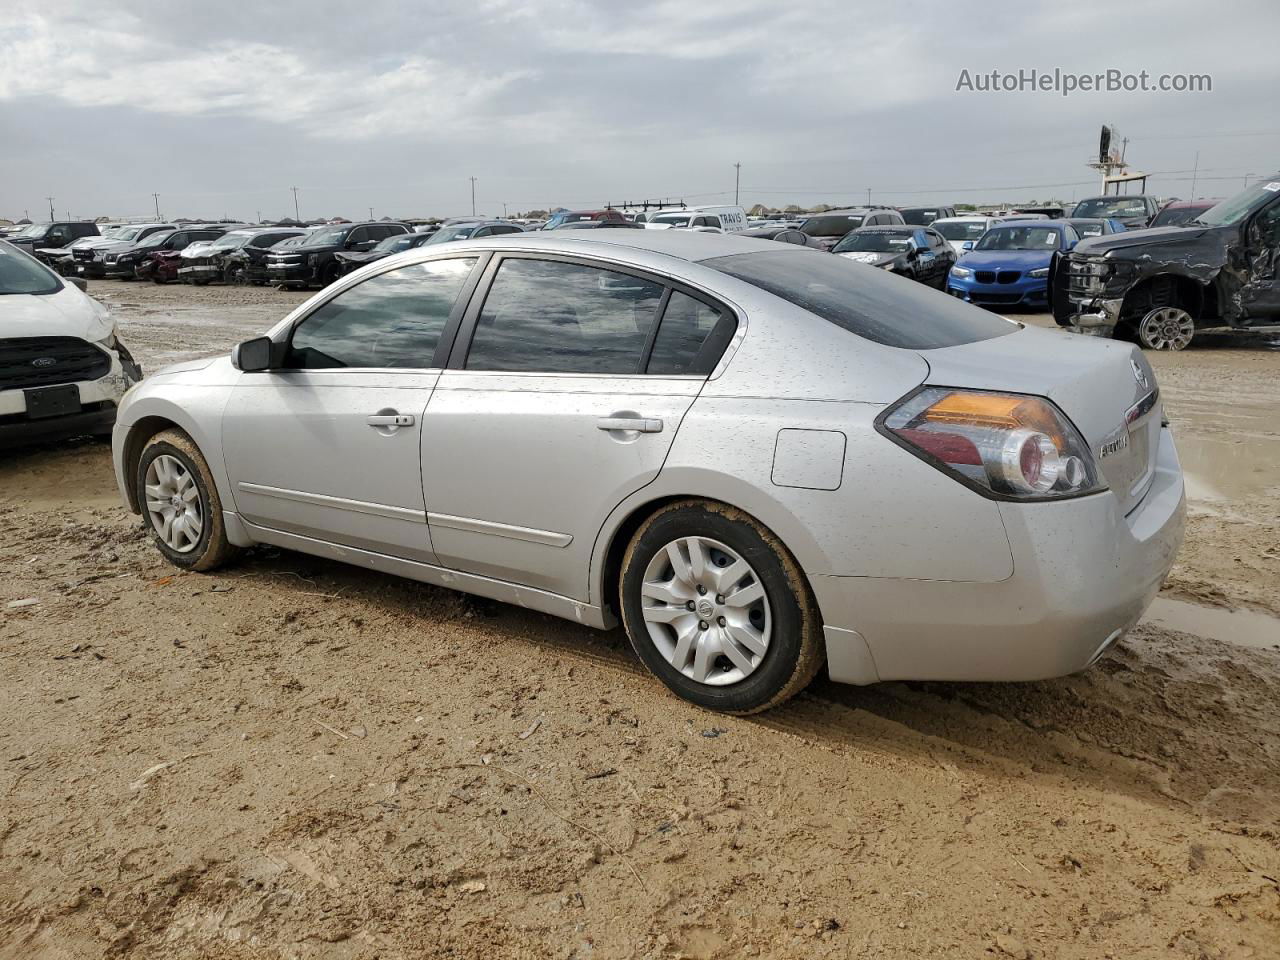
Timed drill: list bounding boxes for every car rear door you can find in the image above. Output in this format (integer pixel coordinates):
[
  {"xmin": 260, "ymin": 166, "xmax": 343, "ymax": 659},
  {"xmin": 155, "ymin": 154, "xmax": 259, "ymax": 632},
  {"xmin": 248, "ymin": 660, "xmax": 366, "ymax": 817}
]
[
  {"xmin": 420, "ymin": 254, "xmax": 738, "ymax": 601},
  {"xmin": 1242, "ymin": 196, "xmax": 1280, "ymax": 317},
  {"xmin": 221, "ymin": 256, "xmax": 483, "ymax": 562}
]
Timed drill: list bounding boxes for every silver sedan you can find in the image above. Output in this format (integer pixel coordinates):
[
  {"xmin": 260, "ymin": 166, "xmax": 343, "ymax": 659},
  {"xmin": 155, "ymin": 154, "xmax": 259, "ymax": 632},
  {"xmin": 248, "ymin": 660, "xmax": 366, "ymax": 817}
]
[{"xmin": 112, "ymin": 231, "xmax": 1185, "ymax": 713}]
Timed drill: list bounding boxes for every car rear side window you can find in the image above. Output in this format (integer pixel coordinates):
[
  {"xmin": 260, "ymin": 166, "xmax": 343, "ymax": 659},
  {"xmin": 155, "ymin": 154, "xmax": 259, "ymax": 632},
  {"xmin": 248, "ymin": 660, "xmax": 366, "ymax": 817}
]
[
  {"xmin": 702, "ymin": 250, "xmax": 1016, "ymax": 350},
  {"xmin": 647, "ymin": 292, "xmax": 735, "ymax": 375},
  {"xmin": 466, "ymin": 258, "xmax": 664, "ymax": 374},
  {"xmin": 287, "ymin": 258, "xmax": 477, "ymax": 369}
]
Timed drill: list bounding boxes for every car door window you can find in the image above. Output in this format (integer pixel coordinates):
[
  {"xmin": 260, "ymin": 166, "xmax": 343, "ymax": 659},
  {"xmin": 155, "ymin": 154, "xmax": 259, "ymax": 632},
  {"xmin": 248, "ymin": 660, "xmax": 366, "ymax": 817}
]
[
  {"xmin": 465, "ymin": 258, "xmax": 664, "ymax": 374},
  {"xmin": 288, "ymin": 258, "xmax": 478, "ymax": 369},
  {"xmin": 646, "ymin": 291, "xmax": 735, "ymax": 376},
  {"xmin": 490, "ymin": 225, "xmax": 522, "ymax": 235}
]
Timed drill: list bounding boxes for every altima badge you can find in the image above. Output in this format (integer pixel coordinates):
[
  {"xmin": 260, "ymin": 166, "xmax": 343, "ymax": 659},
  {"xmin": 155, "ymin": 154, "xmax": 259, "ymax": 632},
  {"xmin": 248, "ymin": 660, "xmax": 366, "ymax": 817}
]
[{"xmin": 1098, "ymin": 429, "xmax": 1130, "ymax": 459}]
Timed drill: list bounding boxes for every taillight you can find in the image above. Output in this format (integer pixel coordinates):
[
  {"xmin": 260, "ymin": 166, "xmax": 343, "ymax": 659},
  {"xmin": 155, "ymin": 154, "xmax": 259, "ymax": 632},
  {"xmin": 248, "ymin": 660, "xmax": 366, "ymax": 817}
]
[{"xmin": 880, "ymin": 387, "xmax": 1106, "ymax": 500}]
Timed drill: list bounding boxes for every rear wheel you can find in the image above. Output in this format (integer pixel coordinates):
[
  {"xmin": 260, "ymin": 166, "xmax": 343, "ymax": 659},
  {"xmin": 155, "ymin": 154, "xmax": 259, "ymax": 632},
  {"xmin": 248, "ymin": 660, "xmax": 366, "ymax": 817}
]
[
  {"xmin": 137, "ymin": 429, "xmax": 239, "ymax": 572},
  {"xmin": 1137, "ymin": 306, "xmax": 1196, "ymax": 350},
  {"xmin": 619, "ymin": 500, "xmax": 824, "ymax": 714}
]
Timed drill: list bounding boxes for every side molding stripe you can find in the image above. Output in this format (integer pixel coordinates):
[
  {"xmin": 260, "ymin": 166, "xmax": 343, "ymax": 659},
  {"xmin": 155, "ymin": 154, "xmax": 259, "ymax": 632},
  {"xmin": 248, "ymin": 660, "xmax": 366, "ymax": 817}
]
[
  {"xmin": 427, "ymin": 512, "xmax": 573, "ymax": 548},
  {"xmin": 237, "ymin": 482, "xmax": 426, "ymax": 523}
]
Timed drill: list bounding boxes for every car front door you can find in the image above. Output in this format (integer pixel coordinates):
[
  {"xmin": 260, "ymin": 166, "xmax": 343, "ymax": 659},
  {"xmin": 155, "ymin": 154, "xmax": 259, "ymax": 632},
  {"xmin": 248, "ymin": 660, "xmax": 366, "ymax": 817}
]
[
  {"xmin": 1241, "ymin": 198, "xmax": 1280, "ymax": 317},
  {"xmin": 221, "ymin": 256, "xmax": 482, "ymax": 562},
  {"xmin": 420, "ymin": 255, "xmax": 737, "ymax": 601}
]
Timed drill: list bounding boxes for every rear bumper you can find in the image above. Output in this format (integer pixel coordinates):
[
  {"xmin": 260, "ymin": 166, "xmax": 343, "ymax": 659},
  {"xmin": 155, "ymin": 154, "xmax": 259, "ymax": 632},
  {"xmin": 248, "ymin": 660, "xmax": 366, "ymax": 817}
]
[{"xmin": 812, "ymin": 425, "xmax": 1185, "ymax": 684}]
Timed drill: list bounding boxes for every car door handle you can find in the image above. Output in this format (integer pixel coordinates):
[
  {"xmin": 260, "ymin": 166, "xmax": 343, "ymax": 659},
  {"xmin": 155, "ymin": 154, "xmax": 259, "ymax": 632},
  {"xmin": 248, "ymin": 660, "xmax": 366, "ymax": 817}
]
[
  {"xmin": 596, "ymin": 417, "xmax": 663, "ymax": 433},
  {"xmin": 367, "ymin": 414, "xmax": 415, "ymax": 427}
]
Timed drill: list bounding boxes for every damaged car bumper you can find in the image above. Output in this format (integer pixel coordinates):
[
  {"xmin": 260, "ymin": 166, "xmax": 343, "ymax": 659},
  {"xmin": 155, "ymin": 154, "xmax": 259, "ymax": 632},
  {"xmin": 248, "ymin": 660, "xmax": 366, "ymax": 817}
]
[
  {"xmin": 1067, "ymin": 296, "xmax": 1124, "ymax": 337},
  {"xmin": 0, "ymin": 337, "xmax": 142, "ymax": 447}
]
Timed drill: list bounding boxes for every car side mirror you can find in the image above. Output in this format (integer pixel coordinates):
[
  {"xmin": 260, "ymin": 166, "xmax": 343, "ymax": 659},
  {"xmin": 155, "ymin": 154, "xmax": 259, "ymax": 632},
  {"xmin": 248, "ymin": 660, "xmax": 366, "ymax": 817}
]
[
  {"xmin": 232, "ymin": 336, "xmax": 278, "ymax": 372},
  {"xmin": 66, "ymin": 276, "xmax": 88, "ymax": 292},
  {"xmin": 962, "ymin": 240, "xmax": 975, "ymax": 251}
]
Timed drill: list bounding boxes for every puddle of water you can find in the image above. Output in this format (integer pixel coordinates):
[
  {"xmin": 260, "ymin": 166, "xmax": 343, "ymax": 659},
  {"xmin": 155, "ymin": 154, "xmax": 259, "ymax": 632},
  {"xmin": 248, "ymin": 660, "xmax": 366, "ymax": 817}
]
[
  {"xmin": 1174, "ymin": 430, "xmax": 1280, "ymax": 501},
  {"xmin": 1143, "ymin": 597, "xmax": 1280, "ymax": 650}
]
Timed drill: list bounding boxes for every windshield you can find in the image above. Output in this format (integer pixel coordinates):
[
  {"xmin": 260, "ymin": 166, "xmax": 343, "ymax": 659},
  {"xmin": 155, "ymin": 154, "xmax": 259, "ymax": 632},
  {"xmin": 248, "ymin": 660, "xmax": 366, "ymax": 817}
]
[
  {"xmin": 371, "ymin": 235, "xmax": 414, "ymax": 253},
  {"xmin": 900, "ymin": 208, "xmax": 940, "ymax": 224},
  {"xmin": 703, "ymin": 250, "xmax": 1015, "ymax": 350},
  {"xmin": 832, "ymin": 232, "xmax": 911, "ymax": 253},
  {"xmin": 1195, "ymin": 180, "xmax": 1279, "ymax": 226},
  {"xmin": 112, "ymin": 227, "xmax": 145, "ymax": 242},
  {"xmin": 137, "ymin": 230, "xmax": 175, "ymax": 249},
  {"xmin": 934, "ymin": 220, "xmax": 989, "ymax": 241},
  {"xmin": 10, "ymin": 223, "xmax": 50, "ymax": 239},
  {"xmin": 426, "ymin": 225, "xmax": 477, "ymax": 244},
  {"xmin": 1151, "ymin": 206, "xmax": 1206, "ymax": 227},
  {"xmin": 1070, "ymin": 221, "xmax": 1107, "ymax": 237},
  {"xmin": 800, "ymin": 215, "xmax": 865, "ymax": 238},
  {"xmin": 651, "ymin": 214, "xmax": 693, "ymax": 227},
  {"xmin": 209, "ymin": 232, "xmax": 254, "ymax": 251},
  {"xmin": 0, "ymin": 245, "xmax": 61, "ymax": 295},
  {"xmin": 1072, "ymin": 197, "xmax": 1149, "ymax": 219},
  {"xmin": 975, "ymin": 226, "xmax": 1062, "ymax": 251},
  {"xmin": 300, "ymin": 227, "xmax": 349, "ymax": 247}
]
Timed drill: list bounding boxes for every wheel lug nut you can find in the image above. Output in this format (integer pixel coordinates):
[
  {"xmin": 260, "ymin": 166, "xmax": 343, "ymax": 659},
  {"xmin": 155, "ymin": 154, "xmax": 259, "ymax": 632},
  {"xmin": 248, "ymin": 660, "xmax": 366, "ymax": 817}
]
[
  {"xmin": 715, "ymin": 594, "xmax": 724, "ymax": 604},
  {"xmin": 697, "ymin": 585, "xmax": 706, "ymax": 595},
  {"xmin": 686, "ymin": 601, "xmax": 696, "ymax": 611},
  {"xmin": 717, "ymin": 616, "xmax": 726, "ymax": 627},
  {"xmin": 698, "ymin": 620, "xmax": 709, "ymax": 631}
]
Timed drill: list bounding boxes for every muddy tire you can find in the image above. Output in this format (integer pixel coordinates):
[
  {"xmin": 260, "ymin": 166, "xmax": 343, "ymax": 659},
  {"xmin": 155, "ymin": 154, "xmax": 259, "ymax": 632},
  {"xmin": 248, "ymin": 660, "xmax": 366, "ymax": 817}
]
[
  {"xmin": 619, "ymin": 500, "xmax": 824, "ymax": 714},
  {"xmin": 136, "ymin": 429, "xmax": 239, "ymax": 572}
]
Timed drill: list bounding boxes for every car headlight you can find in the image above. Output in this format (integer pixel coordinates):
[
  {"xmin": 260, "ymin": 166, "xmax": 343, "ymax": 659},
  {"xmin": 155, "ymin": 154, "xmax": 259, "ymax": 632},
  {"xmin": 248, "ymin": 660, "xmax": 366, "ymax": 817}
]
[
  {"xmin": 880, "ymin": 387, "xmax": 1106, "ymax": 501},
  {"xmin": 1029, "ymin": 267, "xmax": 1050, "ymax": 279},
  {"xmin": 950, "ymin": 266, "xmax": 972, "ymax": 279}
]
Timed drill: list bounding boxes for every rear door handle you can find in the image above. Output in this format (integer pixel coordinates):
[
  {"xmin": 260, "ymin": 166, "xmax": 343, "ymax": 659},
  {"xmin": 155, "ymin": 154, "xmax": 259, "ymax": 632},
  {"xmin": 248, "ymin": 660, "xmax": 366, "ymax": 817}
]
[
  {"xmin": 596, "ymin": 417, "xmax": 663, "ymax": 433},
  {"xmin": 367, "ymin": 413, "xmax": 415, "ymax": 427}
]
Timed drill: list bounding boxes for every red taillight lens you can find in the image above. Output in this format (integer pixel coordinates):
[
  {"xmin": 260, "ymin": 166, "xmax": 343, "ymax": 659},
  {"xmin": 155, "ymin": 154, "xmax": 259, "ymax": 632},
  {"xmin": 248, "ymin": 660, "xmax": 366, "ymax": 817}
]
[{"xmin": 881, "ymin": 387, "xmax": 1105, "ymax": 500}]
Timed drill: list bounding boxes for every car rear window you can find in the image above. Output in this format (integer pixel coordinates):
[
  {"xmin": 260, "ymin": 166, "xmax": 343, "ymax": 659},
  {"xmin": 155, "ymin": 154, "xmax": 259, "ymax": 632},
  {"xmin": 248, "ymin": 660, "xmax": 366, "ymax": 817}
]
[{"xmin": 701, "ymin": 250, "xmax": 1016, "ymax": 350}]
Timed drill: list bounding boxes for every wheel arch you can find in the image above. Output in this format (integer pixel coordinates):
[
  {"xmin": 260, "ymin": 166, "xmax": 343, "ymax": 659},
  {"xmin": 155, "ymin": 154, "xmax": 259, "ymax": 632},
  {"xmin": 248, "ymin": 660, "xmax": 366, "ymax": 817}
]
[
  {"xmin": 589, "ymin": 469, "xmax": 831, "ymax": 626},
  {"xmin": 1117, "ymin": 272, "xmax": 1210, "ymax": 334},
  {"xmin": 116, "ymin": 398, "xmax": 232, "ymax": 518}
]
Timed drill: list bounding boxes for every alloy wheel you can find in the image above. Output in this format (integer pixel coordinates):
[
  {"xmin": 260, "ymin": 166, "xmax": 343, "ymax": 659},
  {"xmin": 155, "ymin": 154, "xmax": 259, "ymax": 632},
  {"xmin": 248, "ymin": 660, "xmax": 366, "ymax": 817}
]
[
  {"xmin": 640, "ymin": 536, "xmax": 771, "ymax": 686},
  {"xmin": 144, "ymin": 454, "xmax": 204, "ymax": 553},
  {"xmin": 1138, "ymin": 306, "xmax": 1195, "ymax": 351}
]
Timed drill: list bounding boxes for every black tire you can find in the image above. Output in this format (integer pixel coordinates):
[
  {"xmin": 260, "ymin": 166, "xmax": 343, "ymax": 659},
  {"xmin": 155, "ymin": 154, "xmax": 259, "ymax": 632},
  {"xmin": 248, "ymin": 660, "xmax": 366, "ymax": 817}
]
[
  {"xmin": 136, "ymin": 429, "xmax": 239, "ymax": 572},
  {"xmin": 619, "ymin": 500, "xmax": 824, "ymax": 714},
  {"xmin": 321, "ymin": 262, "xmax": 343, "ymax": 286}
]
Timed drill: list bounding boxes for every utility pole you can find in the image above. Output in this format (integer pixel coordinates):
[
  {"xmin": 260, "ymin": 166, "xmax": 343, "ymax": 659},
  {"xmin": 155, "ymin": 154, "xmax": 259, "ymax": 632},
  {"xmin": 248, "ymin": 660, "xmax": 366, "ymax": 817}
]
[
  {"xmin": 866, "ymin": 188, "xmax": 871, "ymax": 206},
  {"xmin": 45, "ymin": 196, "xmax": 55, "ymax": 220},
  {"xmin": 152, "ymin": 193, "xmax": 161, "ymax": 219},
  {"xmin": 1189, "ymin": 152, "xmax": 1199, "ymax": 199},
  {"xmin": 1243, "ymin": 172, "xmax": 1255, "ymax": 189},
  {"xmin": 369, "ymin": 206, "xmax": 374, "ymax": 220},
  {"xmin": 733, "ymin": 162, "xmax": 741, "ymax": 206},
  {"xmin": 469, "ymin": 177, "xmax": 478, "ymax": 217},
  {"xmin": 502, "ymin": 201, "xmax": 508, "ymax": 218},
  {"xmin": 291, "ymin": 186, "xmax": 300, "ymax": 221},
  {"xmin": 256, "ymin": 210, "xmax": 262, "ymax": 223}
]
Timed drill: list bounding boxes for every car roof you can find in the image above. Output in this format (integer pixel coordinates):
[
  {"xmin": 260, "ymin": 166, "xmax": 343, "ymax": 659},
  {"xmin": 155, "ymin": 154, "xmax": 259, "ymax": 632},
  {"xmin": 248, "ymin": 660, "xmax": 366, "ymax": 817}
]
[
  {"xmin": 1161, "ymin": 199, "xmax": 1220, "ymax": 209},
  {"xmin": 987, "ymin": 219, "xmax": 1070, "ymax": 229},
  {"xmin": 809, "ymin": 207, "xmax": 884, "ymax": 216},
  {"xmin": 855, "ymin": 225, "xmax": 917, "ymax": 233},
  {"xmin": 439, "ymin": 228, "xmax": 780, "ymax": 263},
  {"xmin": 932, "ymin": 215, "xmax": 994, "ymax": 222}
]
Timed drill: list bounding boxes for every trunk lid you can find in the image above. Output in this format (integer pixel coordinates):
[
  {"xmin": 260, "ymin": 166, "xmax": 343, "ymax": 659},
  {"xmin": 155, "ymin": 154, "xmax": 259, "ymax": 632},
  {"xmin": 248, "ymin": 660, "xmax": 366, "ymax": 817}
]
[{"xmin": 919, "ymin": 323, "xmax": 1160, "ymax": 513}]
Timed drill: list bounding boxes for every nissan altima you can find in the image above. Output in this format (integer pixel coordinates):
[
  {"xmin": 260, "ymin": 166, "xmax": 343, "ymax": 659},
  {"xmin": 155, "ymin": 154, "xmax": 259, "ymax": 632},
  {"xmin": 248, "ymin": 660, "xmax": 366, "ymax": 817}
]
[{"xmin": 111, "ymin": 231, "xmax": 1185, "ymax": 713}]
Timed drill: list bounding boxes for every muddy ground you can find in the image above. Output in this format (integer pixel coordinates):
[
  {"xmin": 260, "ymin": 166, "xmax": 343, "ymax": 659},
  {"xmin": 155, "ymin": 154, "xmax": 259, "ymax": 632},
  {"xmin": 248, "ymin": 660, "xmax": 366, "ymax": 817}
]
[{"xmin": 1, "ymin": 280, "xmax": 1278, "ymax": 960}]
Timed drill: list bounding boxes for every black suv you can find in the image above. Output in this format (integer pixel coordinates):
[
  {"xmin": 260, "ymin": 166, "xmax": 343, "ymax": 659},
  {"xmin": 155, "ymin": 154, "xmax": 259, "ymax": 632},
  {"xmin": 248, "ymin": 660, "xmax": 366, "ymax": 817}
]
[
  {"xmin": 798, "ymin": 207, "xmax": 905, "ymax": 250},
  {"xmin": 6, "ymin": 221, "xmax": 99, "ymax": 257},
  {"xmin": 266, "ymin": 222, "xmax": 410, "ymax": 288},
  {"xmin": 1056, "ymin": 175, "xmax": 1280, "ymax": 350}
]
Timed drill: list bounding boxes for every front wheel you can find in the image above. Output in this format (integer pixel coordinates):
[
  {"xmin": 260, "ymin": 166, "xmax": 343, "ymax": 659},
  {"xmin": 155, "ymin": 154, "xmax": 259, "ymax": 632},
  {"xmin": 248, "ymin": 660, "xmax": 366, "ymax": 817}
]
[
  {"xmin": 137, "ymin": 429, "xmax": 239, "ymax": 572},
  {"xmin": 619, "ymin": 500, "xmax": 824, "ymax": 714},
  {"xmin": 1137, "ymin": 306, "xmax": 1196, "ymax": 350}
]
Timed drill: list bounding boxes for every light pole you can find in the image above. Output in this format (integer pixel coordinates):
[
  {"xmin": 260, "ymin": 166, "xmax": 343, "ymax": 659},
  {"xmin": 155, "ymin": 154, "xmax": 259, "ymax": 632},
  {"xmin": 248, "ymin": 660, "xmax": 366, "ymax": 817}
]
[
  {"xmin": 866, "ymin": 188, "xmax": 871, "ymax": 206},
  {"xmin": 733, "ymin": 162, "xmax": 741, "ymax": 206},
  {"xmin": 291, "ymin": 186, "xmax": 300, "ymax": 221},
  {"xmin": 45, "ymin": 196, "xmax": 55, "ymax": 220},
  {"xmin": 469, "ymin": 177, "xmax": 478, "ymax": 217},
  {"xmin": 369, "ymin": 206, "xmax": 374, "ymax": 220},
  {"xmin": 152, "ymin": 193, "xmax": 161, "ymax": 219}
]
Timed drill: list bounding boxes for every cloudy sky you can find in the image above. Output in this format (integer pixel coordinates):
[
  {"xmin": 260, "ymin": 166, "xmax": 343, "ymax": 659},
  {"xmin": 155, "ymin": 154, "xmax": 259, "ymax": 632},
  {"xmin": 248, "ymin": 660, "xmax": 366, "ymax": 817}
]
[{"xmin": 1, "ymin": 0, "xmax": 1276, "ymax": 221}]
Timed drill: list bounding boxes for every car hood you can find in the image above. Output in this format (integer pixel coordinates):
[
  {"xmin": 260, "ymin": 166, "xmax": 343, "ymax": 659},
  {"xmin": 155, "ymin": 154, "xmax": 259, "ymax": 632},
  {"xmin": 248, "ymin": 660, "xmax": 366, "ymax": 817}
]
[
  {"xmin": 334, "ymin": 250, "xmax": 384, "ymax": 263},
  {"xmin": 1073, "ymin": 224, "xmax": 1215, "ymax": 257},
  {"xmin": 955, "ymin": 249, "xmax": 1054, "ymax": 269},
  {"xmin": 0, "ymin": 286, "xmax": 113, "ymax": 342},
  {"xmin": 835, "ymin": 251, "xmax": 902, "ymax": 268}
]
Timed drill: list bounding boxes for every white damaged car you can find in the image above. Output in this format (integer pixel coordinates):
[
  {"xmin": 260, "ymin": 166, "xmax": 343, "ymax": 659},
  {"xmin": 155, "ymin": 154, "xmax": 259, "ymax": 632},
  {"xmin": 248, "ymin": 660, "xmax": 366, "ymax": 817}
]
[{"xmin": 0, "ymin": 241, "xmax": 142, "ymax": 447}]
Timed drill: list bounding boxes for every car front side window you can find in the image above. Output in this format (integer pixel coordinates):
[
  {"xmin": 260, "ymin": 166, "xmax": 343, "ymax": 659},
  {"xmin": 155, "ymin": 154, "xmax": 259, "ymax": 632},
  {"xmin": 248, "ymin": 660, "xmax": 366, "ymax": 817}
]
[
  {"xmin": 465, "ymin": 258, "xmax": 664, "ymax": 374},
  {"xmin": 287, "ymin": 258, "xmax": 478, "ymax": 369}
]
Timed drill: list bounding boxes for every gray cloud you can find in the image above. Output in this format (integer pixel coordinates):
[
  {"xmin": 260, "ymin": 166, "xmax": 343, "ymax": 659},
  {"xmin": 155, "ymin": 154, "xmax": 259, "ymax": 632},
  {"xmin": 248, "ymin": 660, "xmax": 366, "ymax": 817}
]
[{"xmin": 1, "ymin": 0, "xmax": 1276, "ymax": 221}]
